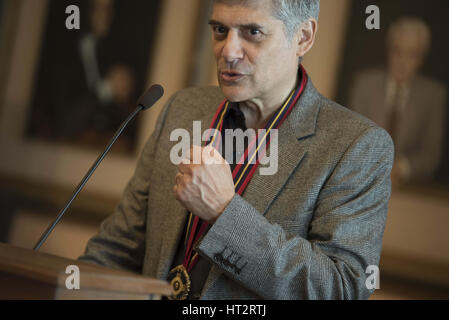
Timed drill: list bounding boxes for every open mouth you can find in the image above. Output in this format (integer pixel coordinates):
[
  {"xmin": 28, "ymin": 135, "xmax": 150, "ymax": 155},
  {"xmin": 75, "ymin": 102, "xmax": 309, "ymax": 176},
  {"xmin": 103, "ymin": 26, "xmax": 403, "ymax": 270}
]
[{"xmin": 221, "ymin": 72, "xmax": 245, "ymax": 82}]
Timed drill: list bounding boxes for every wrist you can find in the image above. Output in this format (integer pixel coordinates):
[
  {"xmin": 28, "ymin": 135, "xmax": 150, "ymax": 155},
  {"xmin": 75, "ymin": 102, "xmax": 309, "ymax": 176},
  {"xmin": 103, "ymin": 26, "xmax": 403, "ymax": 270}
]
[{"xmin": 212, "ymin": 192, "xmax": 236, "ymax": 224}]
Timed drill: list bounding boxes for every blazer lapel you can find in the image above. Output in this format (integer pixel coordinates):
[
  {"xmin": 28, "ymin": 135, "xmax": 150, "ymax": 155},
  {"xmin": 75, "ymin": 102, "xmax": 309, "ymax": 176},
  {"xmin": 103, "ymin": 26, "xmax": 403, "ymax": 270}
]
[
  {"xmin": 201, "ymin": 79, "xmax": 321, "ymax": 296},
  {"xmin": 243, "ymin": 78, "xmax": 321, "ymax": 215},
  {"xmin": 155, "ymin": 194, "xmax": 187, "ymax": 279},
  {"xmin": 156, "ymin": 108, "xmax": 220, "ymax": 279}
]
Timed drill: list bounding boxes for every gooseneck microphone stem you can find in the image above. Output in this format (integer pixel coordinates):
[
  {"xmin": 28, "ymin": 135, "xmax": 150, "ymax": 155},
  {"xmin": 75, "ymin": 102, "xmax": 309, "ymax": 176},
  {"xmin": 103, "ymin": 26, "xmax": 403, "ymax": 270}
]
[
  {"xmin": 33, "ymin": 105, "xmax": 144, "ymax": 251},
  {"xmin": 33, "ymin": 84, "xmax": 164, "ymax": 251}
]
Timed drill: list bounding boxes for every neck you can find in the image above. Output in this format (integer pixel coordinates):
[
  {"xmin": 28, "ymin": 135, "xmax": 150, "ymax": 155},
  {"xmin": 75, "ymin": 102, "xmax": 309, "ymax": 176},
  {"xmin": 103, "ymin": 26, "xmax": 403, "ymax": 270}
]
[{"xmin": 238, "ymin": 73, "xmax": 299, "ymax": 130}]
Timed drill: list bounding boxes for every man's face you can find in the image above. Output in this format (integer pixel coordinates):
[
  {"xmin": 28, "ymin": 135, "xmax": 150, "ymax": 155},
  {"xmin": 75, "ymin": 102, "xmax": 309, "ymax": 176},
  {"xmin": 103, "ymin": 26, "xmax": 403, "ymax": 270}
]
[
  {"xmin": 388, "ymin": 33, "xmax": 426, "ymax": 83},
  {"xmin": 210, "ymin": 0, "xmax": 300, "ymax": 102}
]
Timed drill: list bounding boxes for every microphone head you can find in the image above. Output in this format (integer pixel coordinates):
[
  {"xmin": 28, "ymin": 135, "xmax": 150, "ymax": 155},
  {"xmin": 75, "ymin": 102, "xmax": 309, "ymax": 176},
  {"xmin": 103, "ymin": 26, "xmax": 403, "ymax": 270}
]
[{"xmin": 138, "ymin": 84, "xmax": 164, "ymax": 110}]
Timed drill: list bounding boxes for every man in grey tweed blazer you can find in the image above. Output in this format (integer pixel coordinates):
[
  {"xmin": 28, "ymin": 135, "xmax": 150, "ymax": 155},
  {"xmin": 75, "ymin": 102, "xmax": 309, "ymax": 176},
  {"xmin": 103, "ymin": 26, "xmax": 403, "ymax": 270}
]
[{"xmin": 79, "ymin": 0, "xmax": 394, "ymax": 299}]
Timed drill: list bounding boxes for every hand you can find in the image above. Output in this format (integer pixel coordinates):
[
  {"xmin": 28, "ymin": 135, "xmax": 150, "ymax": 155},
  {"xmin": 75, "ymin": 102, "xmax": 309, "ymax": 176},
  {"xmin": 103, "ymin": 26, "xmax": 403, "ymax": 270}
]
[{"xmin": 173, "ymin": 145, "xmax": 235, "ymax": 224}]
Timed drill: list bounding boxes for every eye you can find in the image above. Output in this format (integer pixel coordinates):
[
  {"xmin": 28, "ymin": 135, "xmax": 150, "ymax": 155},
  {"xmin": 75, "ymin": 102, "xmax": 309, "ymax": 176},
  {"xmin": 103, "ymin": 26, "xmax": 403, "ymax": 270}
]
[
  {"xmin": 244, "ymin": 27, "xmax": 264, "ymax": 40},
  {"xmin": 249, "ymin": 28, "xmax": 261, "ymax": 36},
  {"xmin": 212, "ymin": 25, "xmax": 227, "ymax": 35}
]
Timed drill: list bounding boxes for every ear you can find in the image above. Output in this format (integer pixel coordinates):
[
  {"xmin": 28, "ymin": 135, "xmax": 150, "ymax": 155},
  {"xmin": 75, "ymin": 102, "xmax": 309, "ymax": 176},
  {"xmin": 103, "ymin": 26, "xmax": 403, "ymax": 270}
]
[{"xmin": 295, "ymin": 18, "xmax": 318, "ymax": 58}]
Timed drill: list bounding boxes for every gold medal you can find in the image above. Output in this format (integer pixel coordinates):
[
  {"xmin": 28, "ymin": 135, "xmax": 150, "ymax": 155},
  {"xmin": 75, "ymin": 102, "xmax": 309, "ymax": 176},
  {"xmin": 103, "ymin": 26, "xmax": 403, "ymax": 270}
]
[{"xmin": 167, "ymin": 265, "xmax": 191, "ymax": 300}]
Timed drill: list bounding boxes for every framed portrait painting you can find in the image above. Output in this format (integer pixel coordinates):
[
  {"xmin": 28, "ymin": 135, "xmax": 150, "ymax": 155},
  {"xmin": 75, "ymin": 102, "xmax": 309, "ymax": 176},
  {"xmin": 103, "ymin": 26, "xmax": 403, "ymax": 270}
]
[{"xmin": 336, "ymin": 0, "xmax": 449, "ymax": 189}]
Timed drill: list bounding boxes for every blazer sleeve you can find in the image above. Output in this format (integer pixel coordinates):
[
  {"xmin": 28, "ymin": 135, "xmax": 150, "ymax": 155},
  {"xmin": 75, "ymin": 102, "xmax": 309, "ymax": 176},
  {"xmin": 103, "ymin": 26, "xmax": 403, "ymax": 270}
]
[
  {"xmin": 196, "ymin": 126, "xmax": 394, "ymax": 299},
  {"xmin": 77, "ymin": 92, "xmax": 178, "ymax": 272}
]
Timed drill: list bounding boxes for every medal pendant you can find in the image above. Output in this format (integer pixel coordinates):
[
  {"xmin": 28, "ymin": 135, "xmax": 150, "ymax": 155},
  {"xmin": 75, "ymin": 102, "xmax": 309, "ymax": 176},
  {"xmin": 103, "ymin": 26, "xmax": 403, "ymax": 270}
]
[{"xmin": 167, "ymin": 265, "xmax": 191, "ymax": 300}]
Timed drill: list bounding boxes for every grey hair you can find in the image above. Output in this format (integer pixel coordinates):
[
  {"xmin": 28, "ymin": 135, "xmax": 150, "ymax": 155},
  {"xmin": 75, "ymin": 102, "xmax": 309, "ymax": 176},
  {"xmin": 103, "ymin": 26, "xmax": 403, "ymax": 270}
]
[
  {"xmin": 213, "ymin": 0, "xmax": 320, "ymax": 41},
  {"xmin": 270, "ymin": 0, "xmax": 320, "ymax": 41}
]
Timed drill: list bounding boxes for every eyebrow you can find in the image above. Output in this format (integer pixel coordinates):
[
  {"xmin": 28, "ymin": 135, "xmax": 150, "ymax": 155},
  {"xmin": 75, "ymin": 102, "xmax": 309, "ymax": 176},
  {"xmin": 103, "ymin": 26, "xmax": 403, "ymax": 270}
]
[{"xmin": 208, "ymin": 19, "xmax": 265, "ymax": 30}]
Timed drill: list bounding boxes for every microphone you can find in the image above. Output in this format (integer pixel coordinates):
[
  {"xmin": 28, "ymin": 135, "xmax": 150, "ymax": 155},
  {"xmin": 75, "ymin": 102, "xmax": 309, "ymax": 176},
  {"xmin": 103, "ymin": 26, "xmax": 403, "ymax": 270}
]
[
  {"xmin": 138, "ymin": 84, "xmax": 164, "ymax": 110},
  {"xmin": 33, "ymin": 84, "xmax": 165, "ymax": 251}
]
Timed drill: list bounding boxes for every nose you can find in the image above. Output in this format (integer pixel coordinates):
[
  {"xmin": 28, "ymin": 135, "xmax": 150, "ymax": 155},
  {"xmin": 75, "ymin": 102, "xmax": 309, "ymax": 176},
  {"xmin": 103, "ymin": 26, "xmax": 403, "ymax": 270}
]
[{"xmin": 221, "ymin": 30, "xmax": 244, "ymax": 63}]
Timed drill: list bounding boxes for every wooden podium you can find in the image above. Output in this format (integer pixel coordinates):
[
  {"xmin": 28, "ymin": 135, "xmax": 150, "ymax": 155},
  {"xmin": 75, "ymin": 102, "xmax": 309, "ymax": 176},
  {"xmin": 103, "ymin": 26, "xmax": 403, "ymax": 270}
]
[{"xmin": 0, "ymin": 242, "xmax": 172, "ymax": 300}]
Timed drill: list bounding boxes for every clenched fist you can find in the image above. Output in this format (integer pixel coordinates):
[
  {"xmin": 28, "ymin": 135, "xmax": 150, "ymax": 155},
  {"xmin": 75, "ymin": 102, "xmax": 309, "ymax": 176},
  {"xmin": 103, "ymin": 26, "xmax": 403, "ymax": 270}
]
[{"xmin": 173, "ymin": 145, "xmax": 235, "ymax": 224}]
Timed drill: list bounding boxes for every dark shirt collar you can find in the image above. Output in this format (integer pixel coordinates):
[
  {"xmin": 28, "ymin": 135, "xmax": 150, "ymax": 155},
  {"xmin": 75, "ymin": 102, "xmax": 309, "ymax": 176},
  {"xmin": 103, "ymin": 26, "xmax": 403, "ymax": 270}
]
[{"xmin": 225, "ymin": 102, "xmax": 247, "ymax": 131}]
